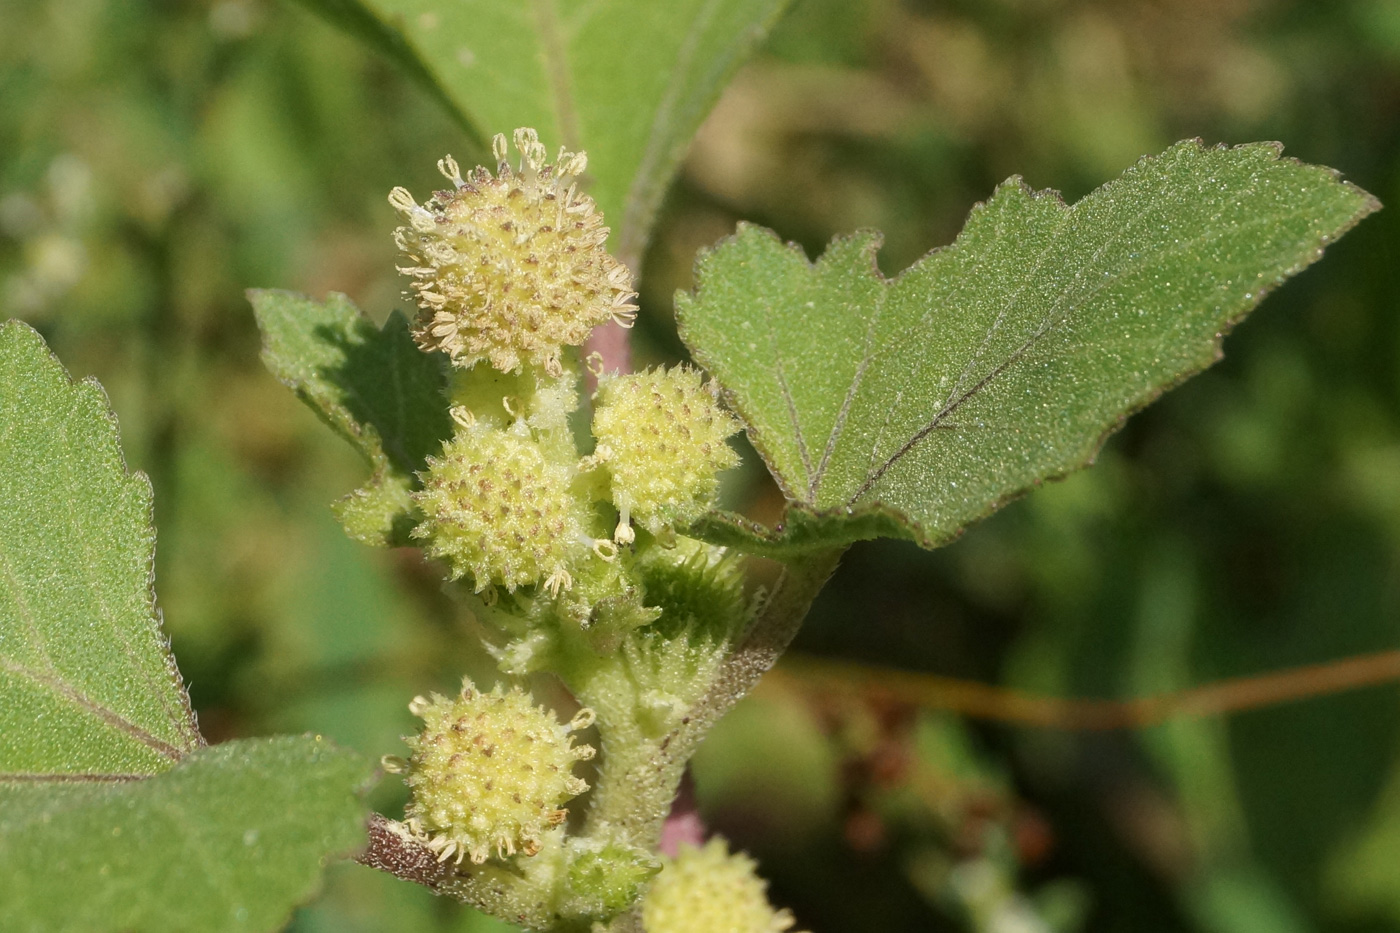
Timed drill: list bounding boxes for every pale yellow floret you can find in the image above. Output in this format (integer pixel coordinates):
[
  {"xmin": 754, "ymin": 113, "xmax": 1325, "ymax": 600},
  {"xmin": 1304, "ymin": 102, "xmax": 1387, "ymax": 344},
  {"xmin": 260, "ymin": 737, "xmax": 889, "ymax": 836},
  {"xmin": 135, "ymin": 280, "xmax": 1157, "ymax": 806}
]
[
  {"xmin": 591, "ymin": 365, "xmax": 741, "ymax": 539},
  {"xmin": 390, "ymin": 128, "xmax": 637, "ymax": 374},
  {"xmin": 390, "ymin": 679, "xmax": 596, "ymax": 866},
  {"xmin": 641, "ymin": 837, "xmax": 803, "ymax": 933},
  {"xmin": 412, "ymin": 424, "xmax": 585, "ymax": 592}
]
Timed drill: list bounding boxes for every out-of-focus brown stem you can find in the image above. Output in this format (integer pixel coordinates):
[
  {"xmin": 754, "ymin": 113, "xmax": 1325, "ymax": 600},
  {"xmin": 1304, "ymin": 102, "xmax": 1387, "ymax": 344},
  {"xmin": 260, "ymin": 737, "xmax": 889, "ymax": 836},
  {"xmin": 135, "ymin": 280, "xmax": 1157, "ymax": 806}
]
[{"xmin": 775, "ymin": 648, "xmax": 1400, "ymax": 730}]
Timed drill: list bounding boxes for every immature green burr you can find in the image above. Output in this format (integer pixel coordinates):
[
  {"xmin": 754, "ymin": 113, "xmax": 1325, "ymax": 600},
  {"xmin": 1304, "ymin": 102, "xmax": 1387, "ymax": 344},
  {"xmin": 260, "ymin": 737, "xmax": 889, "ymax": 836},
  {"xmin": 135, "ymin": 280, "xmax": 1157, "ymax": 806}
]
[
  {"xmin": 641, "ymin": 837, "xmax": 802, "ymax": 933},
  {"xmin": 590, "ymin": 365, "xmax": 740, "ymax": 542},
  {"xmin": 389, "ymin": 128, "xmax": 637, "ymax": 375},
  {"xmin": 386, "ymin": 679, "xmax": 596, "ymax": 865}
]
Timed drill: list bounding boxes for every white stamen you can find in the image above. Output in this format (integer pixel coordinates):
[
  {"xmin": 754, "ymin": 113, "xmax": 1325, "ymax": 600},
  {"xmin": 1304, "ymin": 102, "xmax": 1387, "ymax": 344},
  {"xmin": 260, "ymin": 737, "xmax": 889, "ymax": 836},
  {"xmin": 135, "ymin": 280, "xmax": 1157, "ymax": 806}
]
[
  {"xmin": 388, "ymin": 186, "xmax": 418, "ymax": 213},
  {"xmin": 449, "ymin": 405, "xmax": 475, "ymax": 429},
  {"xmin": 613, "ymin": 510, "xmax": 635, "ymax": 546},
  {"xmin": 437, "ymin": 155, "xmax": 464, "ymax": 187},
  {"xmin": 544, "ymin": 567, "xmax": 573, "ymax": 596}
]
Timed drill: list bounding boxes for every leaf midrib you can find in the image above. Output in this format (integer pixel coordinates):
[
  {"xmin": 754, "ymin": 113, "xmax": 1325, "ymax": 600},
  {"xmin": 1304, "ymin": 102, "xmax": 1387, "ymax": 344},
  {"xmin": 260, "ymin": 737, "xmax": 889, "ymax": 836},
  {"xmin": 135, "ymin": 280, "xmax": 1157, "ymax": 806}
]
[
  {"xmin": 530, "ymin": 0, "xmax": 581, "ymax": 152},
  {"xmin": 618, "ymin": 0, "xmax": 725, "ymax": 264}
]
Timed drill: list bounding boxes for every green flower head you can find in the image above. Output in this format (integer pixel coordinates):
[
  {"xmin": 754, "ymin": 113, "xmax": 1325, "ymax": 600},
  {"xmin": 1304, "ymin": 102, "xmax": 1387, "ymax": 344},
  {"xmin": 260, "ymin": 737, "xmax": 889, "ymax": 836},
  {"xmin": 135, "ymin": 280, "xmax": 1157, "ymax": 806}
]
[
  {"xmin": 642, "ymin": 837, "xmax": 802, "ymax": 933},
  {"xmin": 387, "ymin": 679, "xmax": 595, "ymax": 865},
  {"xmin": 591, "ymin": 365, "xmax": 740, "ymax": 542},
  {"xmin": 390, "ymin": 128, "xmax": 636, "ymax": 375}
]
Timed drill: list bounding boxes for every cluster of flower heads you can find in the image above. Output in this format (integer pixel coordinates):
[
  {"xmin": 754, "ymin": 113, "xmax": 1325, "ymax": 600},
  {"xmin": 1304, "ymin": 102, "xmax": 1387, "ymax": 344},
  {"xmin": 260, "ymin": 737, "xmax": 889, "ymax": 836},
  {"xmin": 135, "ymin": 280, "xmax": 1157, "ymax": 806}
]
[
  {"xmin": 385, "ymin": 679, "xmax": 595, "ymax": 866},
  {"xmin": 411, "ymin": 361, "xmax": 739, "ymax": 597},
  {"xmin": 393, "ymin": 129, "xmax": 740, "ymax": 600},
  {"xmin": 389, "ymin": 134, "xmax": 746, "ymax": 885},
  {"xmin": 390, "ymin": 128, "xmax": 636, "ymax": 376}
]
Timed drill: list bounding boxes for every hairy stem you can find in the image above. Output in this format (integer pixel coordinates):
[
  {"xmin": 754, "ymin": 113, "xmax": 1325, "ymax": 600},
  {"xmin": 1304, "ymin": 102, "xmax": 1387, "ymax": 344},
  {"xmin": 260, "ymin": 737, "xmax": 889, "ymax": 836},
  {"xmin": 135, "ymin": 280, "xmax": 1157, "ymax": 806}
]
[
  {"xmin": 574, "ymin": 546, "xmax": 845, "ymax": 933},
  {"xmin": 580, "ymin": 546, "xmax": 846, "ymax": 848},
  {"xmin": 359, "ymin": 546, "xmax": 844, "ymax": 931},
  {"xmin": 658, "ymin": 771, "xmax": 704, "ymax": 856},
  {"xmin": 671, "ymin": 547, "xmax": 845, "ymax": 764}
]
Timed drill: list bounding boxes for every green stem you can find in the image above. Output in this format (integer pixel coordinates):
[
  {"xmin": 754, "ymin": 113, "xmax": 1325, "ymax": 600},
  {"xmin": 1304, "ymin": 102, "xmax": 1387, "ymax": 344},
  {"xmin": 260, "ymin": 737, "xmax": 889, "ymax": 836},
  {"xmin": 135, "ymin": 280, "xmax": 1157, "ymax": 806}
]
[
  {"xmin": 362, "ymin": 547, "xmax": 845, "ymax": 932},
  {"xmin": 566, "ymin": 656, "xmax": 676, "ymax": 845},
  {"xmin": 666, "ymin": 546, "xmax": 846, "ymax": 774},
  {"xmin": 579, "ymin": 546, "xmax": 846, "ymax": 848},
  {"xmin": 576, "ymin": 547, "xmax": 845, "ymax": 933}
]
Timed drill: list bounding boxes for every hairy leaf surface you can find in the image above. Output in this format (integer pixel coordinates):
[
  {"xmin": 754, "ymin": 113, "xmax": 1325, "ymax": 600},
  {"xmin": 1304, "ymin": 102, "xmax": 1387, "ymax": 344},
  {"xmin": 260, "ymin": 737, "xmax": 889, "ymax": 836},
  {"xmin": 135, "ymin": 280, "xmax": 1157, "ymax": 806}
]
[
  {"xmin": 0, "ymin": 321, "xmax": 199, "ymax": 779},
  {"xmin": 678, "ymin": 142, "xmax": 1379, "ymax": 552},
  {"xmin": 0, "ymin": 736, "xmax": 370, "ymax": 933},
  {"xmin": 295, "ymin": 0, "xmax": 791, "ymax": 265},
  {"xmin": 251, "ymin": 290, "xmax": 452, "ymax": 546}
]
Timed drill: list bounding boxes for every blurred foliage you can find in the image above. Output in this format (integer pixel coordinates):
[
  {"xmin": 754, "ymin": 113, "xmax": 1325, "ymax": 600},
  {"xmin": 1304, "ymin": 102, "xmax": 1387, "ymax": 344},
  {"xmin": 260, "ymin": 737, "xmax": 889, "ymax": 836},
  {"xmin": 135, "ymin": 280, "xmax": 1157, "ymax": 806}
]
[{"xmin": 3, "ymin": 0, "xmax": 1399, "ymax": 931}]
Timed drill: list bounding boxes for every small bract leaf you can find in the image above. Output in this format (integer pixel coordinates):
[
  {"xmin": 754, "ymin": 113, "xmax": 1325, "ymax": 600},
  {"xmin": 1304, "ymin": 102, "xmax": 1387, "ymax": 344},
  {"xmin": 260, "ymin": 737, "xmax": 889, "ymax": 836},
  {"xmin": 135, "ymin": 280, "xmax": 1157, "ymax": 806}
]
[
  {"xmin": 0, "ymin": 735, "xmax": 371, "ymax": 933},
  {"xmin": 677, "ymin": 141, "xmax": 1379, "ymax": 552},
  {"xmin": 250, "ymin": 290, "xmax": 453, "ymax": 546},
  {"xmin": 0, "ymin": 321, "xmax": 200, "ymax": 779},
  {"xmin": 297, "ymin": 0, "xmax": 792, "ymax": 264}
]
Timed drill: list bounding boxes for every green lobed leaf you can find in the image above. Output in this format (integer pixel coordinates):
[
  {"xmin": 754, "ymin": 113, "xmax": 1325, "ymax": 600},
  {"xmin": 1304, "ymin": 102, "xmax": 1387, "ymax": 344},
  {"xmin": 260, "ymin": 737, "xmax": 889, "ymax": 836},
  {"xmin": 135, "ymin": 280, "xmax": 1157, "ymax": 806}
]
[
  {"xmin": 250, "ymin": 290, "xmax": 453, "ymax": 547},
  {"xmin": 295, "ymin": 0, "xmax": 792, "ymax": 265},
  {"xmin": 0, "ymin": 735, "xmax": 371, "ymax": 933},
  {"xmin": 0, "ymin": 323, "xmax": 371, "ymax": 929},
  {"xmin": 677, "ymin": 141, "xmax": 1379, "ymax": 552},
  {"xmin": 0, "ymin": 321, "xmax": 200, "ymax": 779}
]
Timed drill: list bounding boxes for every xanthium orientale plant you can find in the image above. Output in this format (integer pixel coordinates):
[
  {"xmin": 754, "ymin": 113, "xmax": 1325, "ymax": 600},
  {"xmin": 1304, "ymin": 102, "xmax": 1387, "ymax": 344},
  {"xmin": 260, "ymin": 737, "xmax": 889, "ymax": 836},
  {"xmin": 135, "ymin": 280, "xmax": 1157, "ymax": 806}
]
[
  {"xmin": 251, "ymin": 129, "xmax": 1378, "ymax": 931},
  {"xmin": 0, "ymin": 109, "xmax": 1377, "ymax": 933}
]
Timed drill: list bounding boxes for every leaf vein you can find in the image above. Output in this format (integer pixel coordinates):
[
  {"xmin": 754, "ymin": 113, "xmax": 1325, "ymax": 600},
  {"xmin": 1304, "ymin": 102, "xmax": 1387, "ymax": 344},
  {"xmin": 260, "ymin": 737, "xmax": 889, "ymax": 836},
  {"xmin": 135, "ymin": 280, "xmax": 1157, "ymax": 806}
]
[
  {"xmin": 851, "ymin": 183, "xmax": 1286, "ymax": 502},
  {"xmin": 61, "ymin": 392, "xmax": 187, "ymax": 748},
  {"xmin": 810, "ymin": 285, "xmax": 886, "ymax": 500},
  {"xmin": 619, "ymin": 0, "xmax": 724, "ymax": 264},
  {"xmin": 766, "ymin": 315, "xmax": 814, "ymax": 490},
  {"xmin": 0, "ymin": 539, "xmax": 55, "ymax": 673},
  {"xmin": 0, "ymin": 655, "xmax": 183, "ymax": 761},
  {"xmin": 0, "ymin": 771, "xmax": 150, "ymax": 783},
  {"xmin": 856, "ymin": 201, "xmax": 1019, "ymax": 489}
]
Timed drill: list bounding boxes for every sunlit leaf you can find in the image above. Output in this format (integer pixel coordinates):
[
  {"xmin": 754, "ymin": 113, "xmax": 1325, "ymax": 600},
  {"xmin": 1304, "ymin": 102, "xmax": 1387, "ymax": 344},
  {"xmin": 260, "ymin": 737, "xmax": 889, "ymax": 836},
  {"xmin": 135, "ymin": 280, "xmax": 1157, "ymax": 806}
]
[
  {"xmin": 678, "ymin": 141, "xmax": 1379, "ymax": 552},
  {"xmin": 0, "ymin": 321, "xmax": 200, "ymax": 779},
  {"xmin": 250, "ymin": 290, "xmax": 453, "ymax": 546}
]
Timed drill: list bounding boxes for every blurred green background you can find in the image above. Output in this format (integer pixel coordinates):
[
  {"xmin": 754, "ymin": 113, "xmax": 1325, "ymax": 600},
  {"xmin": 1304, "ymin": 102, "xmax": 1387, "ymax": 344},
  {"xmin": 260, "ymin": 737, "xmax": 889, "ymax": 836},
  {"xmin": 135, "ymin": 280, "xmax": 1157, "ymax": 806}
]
[{"xmin": 3, "ymin": 0, "xmax": 1400, "ymax": 930}]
